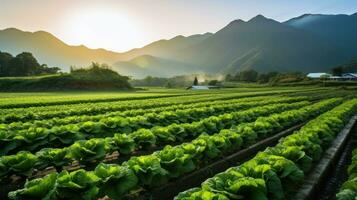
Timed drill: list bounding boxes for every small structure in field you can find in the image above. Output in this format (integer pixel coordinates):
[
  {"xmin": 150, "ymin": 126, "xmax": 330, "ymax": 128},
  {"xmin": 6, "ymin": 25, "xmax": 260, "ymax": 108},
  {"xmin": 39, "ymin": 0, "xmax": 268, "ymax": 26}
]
[
  {"xmin": 342, "ymin": 73, "xmax": 357, "ymax": 80},
  {"xmin": 306, "ymin": 73, "xmax": 331, "ymax": 79},
  {"xmin": 329, "ymin": 76, "xmax": 343, "ymax": 81},
  {"xmin": 306, "ymin": 72, "xmax": 357, "ymax": 81},
  {"xmin": 187, "ymin": 85, "xmax": 210, "ymax": 90},
  {"xmin": 186, "ymin": 85, "xmax": 221, "ymax": 90}
]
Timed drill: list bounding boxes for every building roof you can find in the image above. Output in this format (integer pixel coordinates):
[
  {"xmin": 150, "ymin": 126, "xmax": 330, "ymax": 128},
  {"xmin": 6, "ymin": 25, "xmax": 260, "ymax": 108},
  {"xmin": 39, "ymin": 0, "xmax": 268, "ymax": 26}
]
[
  {"xmin": 342, "ymin": 73, "xmax": 357, "ymax": 78},
  {"xmin": 306, "ymin": 73, "xmax": 331, "ymax": 78},
  {"xmin": 187, "ymin": 85, "xmax": 222, "ymax": 90},
  {"xmin": 188, "ymin": 86, "xmax": 210, "ymax": 90},
  {"xmin": 330, "ymin": 76, "xmax": 342, "ymax": 79}
]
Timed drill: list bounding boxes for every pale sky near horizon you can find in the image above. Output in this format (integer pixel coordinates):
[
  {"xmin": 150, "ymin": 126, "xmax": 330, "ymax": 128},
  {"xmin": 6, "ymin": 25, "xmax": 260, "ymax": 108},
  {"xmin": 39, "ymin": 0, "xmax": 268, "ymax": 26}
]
[{"xmin": 1, "ymin": 0, "xmax": 357, "ymax": 52}]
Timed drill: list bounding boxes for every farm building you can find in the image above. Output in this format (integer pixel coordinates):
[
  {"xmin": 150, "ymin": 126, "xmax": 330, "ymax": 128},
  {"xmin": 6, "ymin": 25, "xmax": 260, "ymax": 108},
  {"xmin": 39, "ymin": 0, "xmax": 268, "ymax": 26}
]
[
  {"xmin": 342, "ymin": 73, "xmax": 357, "ymax": 80},
  {"xmin": 306, "ymin": 72, "xmax": 357, "ymax": 81},
  {"xmin": 186, "ymin": 85, "xmax": 220, "ymax": 90},
  {"xmin": 306, "ymin": 73, "xmax": 331, "ymax": 79}
]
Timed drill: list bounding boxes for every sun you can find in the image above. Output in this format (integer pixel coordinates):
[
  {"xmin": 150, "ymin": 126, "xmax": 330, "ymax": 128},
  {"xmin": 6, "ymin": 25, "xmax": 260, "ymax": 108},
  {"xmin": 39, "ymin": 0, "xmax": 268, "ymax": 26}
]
[{"xmin": 62, "ymin": 6, "xmax": 142, "ymax": 52}]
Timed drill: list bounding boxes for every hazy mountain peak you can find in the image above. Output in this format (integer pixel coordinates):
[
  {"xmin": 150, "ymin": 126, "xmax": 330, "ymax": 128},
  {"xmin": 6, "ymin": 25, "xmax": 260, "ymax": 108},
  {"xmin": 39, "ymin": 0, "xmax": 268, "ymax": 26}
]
[
  {"xmin": 2, "ymin": 28, "xmax": 52, "ymax": 37},
  {"xmin": 172, "ymin": 33, "xmax": 213, "ymax": 40},
  {"xmin": 202, "ymin": 32, "xmax": 214, "ymax": 36},
  {"xmin": 248, "ymin": 14, "xmax": 270, "ymax": 23},
  {"xmin": 131, "ymin": 54, "xmax": 155, "ymax": 61},
  {"xmin": 287, "ymin": 14, "xmax": 315, "ymax": 21},
  {"xmin": 33, "ymin": 30, "xmax": 52, "ymax": 35},
  {"xmin": 218, "ymin": 19, "xmax": 246, "ymax": 33},
  {"xmin": 172, "ymin": 35, "xmax": 185, "ymax": 40},
  {"xmin": 2, "ymin": 27, "xmax": 23, "ymax": 32},
  {"xmin": 227, "ymin": 19, "xmax": 245, "ymax": 25},
  {"xmin": 285, "ymin": 13, "xmax": 357, "ymax": 26}
]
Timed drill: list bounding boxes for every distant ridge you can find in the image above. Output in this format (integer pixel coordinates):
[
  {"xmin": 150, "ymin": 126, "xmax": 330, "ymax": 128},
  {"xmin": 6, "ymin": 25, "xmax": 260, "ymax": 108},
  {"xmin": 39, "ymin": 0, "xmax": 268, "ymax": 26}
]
[
  {"xmin": 284, "ymin": 12, "xmax": 357, "ymax": 56},
  {"xmin": 1, "ymin": 12, "xmax": 357, "ymax": 78},
  {"xmin": 0, "ymin": 28, "xmax": 123, "ymax": 71}
]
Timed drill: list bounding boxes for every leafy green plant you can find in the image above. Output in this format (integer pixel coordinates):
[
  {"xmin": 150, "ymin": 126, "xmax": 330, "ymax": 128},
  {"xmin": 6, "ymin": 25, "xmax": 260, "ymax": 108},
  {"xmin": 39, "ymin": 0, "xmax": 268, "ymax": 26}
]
[
  {"xmin": 35, "ymin": 148, "xmax": 71, "ymax": 170},
  {"xmin": 8, "ymin": 173, "xmax": 58, "ymax": 200},
  {"xmin": 109, "ymin": 133, "xmax": 135, "ymax": 155},
  {"xmin": 174, "ymin": 188, "xmax": 229, "ymax": 200},
  {"xmin": 131, "ymin": 129, "xmax": 156, "ymax": 149},
  {"xmin": 155, "ymin": 145, "xmax": 195, "ymax": 178},
  {"xmin": 124, "ymin": 155, "xmax": 168, "ymax": 187},
  {"xmin": 94, "ymin": 163, "xmax": 138, "ymax": 199},
  {"xmin": 56, "ymin": 170, "xmax": 100, "ymax": 200},
  {"xmin": 337, "ymin": 137, "xmax": 357, "ymax": 200},
  {"xmin": 151, "ymin": 126, "xmax": 176, "ymax": 143},
  {"xmin": 0, "ymin": 151, "xmax": 37, "ymax": 177},
  {"xmin": 69, "ymin": 138, "xmax": 108, "ymax": 164}
]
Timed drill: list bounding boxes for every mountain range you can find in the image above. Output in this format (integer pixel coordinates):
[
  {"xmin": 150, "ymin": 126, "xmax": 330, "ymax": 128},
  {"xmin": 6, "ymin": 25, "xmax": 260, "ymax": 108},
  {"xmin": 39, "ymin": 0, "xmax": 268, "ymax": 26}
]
[{"xmin": 1, "ymin": 13, "xmax": 357, "ymax": 78}]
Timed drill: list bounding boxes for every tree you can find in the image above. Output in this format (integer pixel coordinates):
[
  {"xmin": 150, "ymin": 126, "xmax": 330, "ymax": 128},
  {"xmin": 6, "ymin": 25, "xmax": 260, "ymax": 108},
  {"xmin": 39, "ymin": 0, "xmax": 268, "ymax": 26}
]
[
  {"xmin": 332, "ymin": 66, "xmax": 343, "ymax": 76},
  {"xmin": 11, "ymin": 52, "xmax": 41, "ymax": 76},
  {"xmin": 225, "ymin": 74, "xmax": 233, "ymax": 81},
  {"xmin": 208, "ymin": 80, "xmax": 219, "ymax": 86},
  {"xmin": 41, "ymin": 64, "xmax": 61, "ymax": 74},
  {"xmin": 257, "ymin": 73, "xmax": 269, "ymax": 83},
  {"xmin": 165, "ymin": 81, "xmax": 173, "ymax": 88},
  {"xmin": 258, "ymin": 71, "xmax": 279, "ymax": 83},
  {"xmin": 144, "ymin": 76, "xmax": 154, "ymax": 85},
  {"xmin": 0, "ymin": 51, "xmax": 60, "ymax": 77},
  {"xmin": 193, "ymin": 76, "xmax": 199, "ymax": 86},
  {"xmin": 239, "ymin": 70, "xmax": 258, "ymax": 82},
  {"xmin": 0, "ymin": 51, "xmax": 13, "ymax": 76},
  {"xmin": 233, "ymin": 72, "xmax": 240, "ymax": 81}
]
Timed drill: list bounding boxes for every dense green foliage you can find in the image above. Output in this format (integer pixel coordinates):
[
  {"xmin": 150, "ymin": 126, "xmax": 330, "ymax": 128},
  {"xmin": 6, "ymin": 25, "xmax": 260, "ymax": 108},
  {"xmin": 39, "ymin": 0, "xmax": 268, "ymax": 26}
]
[
  {"xmin": 0, "ymin": 51, "xmax": 60, "ymax": 77},
  {"xmin": 6, "ymin": 98, "xmax": 346, "ymax": 199},
  {"xmin": 0, "ymin": 89, "xmax": 300, "ymax": 122},
  {"xmin": 1, "ymin": 88, "xmax": 356, "ymax": 200},
  {"xmin": 0, "ymin": 100, "xmax": 307, "ymax": 179},
  {"xmin": 130, "ymin": 74, "xmax": 219, "ymax": 87},
  {"xmin": 336, "ymin": 148, "xmax": 357, "ymax": 200},
  {"xmin": 0, "ymin": 63, "xmax": 131, "ymax": 91},
  {"xmin": 225, "ymin": 70, "xmax": 308, "ymax": 84},
  {"xmin": 175, "ymin": 99, "xmax": 357, "ymax": 200},
  {"xmin": 0, "ymin": 95, "xmax": 285, "ymax": 126}
]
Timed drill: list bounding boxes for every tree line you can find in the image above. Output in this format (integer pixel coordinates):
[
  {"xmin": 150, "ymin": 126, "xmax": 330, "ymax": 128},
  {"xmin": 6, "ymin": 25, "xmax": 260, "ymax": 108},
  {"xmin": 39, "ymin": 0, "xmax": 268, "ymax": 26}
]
[
  {"xmin": 131, "ymin": 70, "xmax": 309, "ymax": 88},
  {"xmin": 332, "ymin": 59, "xmax": 357, "ymax": 76},
  {"xmin": 225, "ymin": 70, "xmax": 307, "ymax": 84},
  {"xmin": 0, "ymin": 51, "xmax": 60, "ymax": 77}
]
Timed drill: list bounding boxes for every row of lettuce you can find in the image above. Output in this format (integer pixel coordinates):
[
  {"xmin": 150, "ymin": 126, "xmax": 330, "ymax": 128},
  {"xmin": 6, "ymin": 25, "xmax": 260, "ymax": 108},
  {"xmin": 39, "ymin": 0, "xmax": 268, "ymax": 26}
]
[
  {"xmin": 0, "ymin": 101, "xmax": 308, "ymax": 179},
  {"xmin": 6, "ymin": 98, "xmax": 343, "ymax": 200},
  {"xmin": 0, "ymin": 91, "xmax": 284, "ymax": 123},
  {"xmin": 0, "ymin": 97, "xmax": 306, "ymax": 156},
  {"xmin": 1, "ymin": 95, "xmax": 286, "ymax": 131},
  {"xmin": 0, "ymin": 93, "xmax": 229, "ymax": 123},
  {"xmin": 174, "ymin": 98, "xmax": 357, "ymax": 200},
  {"xmin": 0, "ymin": 92, "xmax": 191, "ymax": 109},
  {"xmin": 336, "ymin": 148, "xmax": 357, "ymax": 199}
]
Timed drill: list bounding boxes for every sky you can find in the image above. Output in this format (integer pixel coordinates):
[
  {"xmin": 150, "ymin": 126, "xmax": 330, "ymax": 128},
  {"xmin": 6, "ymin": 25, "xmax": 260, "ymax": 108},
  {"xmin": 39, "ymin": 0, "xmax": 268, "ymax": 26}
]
[{"xmin": 1, "ymin": 0, "xmax": 357, "ymax": 52}]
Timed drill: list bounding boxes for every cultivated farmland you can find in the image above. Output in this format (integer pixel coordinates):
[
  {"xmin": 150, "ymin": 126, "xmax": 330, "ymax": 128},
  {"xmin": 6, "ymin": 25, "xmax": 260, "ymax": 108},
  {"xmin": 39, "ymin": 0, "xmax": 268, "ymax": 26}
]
[{"xmin": 0, "ymin": 87, "xmax": 356, "ymax": 200}]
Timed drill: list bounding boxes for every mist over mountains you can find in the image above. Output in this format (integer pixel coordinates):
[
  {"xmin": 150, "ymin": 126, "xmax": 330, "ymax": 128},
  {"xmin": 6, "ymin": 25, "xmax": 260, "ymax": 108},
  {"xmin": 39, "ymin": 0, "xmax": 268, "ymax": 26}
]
[{"xmin": 1, "ymin": 13, "xmax": 357, "ymax": 78}]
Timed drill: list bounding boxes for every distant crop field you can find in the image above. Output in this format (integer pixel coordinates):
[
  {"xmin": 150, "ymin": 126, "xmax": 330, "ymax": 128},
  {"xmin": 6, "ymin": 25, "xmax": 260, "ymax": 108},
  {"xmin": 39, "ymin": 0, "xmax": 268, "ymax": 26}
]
[{"xmin": 0, "ymin": 86, "xmax": 356, "ymax": 200}]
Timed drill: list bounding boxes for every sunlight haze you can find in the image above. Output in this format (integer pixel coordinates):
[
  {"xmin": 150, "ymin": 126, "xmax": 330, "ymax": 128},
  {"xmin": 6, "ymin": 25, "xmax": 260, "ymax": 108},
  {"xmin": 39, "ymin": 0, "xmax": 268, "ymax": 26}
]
[{"xmin": 1, "ymin": 0, "xmax": 357, "ymax": 52}]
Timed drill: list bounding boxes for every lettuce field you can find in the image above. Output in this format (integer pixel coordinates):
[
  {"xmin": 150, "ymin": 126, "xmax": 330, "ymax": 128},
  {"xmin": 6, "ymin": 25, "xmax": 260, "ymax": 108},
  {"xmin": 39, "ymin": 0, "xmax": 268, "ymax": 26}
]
[{"xmin": 0, "ymin": 87, "xmax": 357, "ymax": 200}]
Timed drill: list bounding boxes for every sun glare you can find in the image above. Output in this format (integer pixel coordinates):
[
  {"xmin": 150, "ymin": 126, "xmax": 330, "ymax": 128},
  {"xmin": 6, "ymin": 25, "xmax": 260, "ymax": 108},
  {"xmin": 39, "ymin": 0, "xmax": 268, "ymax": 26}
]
[{"xmin": 63, "ymin": 6, "xmax": 142, "ymax": 52}]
